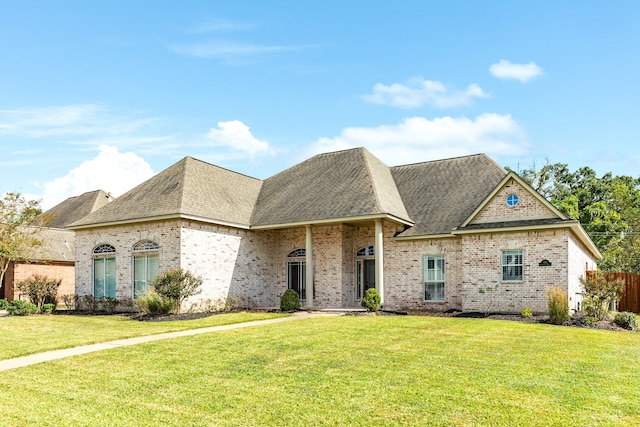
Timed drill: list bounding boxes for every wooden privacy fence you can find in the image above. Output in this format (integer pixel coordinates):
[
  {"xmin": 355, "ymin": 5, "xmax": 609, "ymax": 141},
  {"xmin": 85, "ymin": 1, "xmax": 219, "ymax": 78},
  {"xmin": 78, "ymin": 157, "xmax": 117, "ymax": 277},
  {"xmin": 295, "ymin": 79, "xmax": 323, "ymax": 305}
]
[{"xmin": 586, "ymin": 271, "xmax": 640, "ymax": 313}]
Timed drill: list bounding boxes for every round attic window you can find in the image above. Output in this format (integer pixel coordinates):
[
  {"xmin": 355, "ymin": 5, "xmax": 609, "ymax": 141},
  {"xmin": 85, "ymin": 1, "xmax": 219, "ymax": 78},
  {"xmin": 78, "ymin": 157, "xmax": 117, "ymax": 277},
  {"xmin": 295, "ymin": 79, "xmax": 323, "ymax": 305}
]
[{"xmin": 506, "ymin": 194, "xmax": 519, "ymax": 207}]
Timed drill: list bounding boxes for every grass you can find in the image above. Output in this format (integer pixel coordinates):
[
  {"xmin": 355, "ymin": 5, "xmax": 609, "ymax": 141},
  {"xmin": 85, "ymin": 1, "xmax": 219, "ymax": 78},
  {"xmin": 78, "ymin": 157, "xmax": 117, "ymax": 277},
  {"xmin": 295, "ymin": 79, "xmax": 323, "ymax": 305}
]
[
  {"xmin": 1, "ymin": 315, "xmax": 639, "ymax": 426},
  {"xmin": 0, "ymin": 311, "xmax": 287, "ymax": 360}
]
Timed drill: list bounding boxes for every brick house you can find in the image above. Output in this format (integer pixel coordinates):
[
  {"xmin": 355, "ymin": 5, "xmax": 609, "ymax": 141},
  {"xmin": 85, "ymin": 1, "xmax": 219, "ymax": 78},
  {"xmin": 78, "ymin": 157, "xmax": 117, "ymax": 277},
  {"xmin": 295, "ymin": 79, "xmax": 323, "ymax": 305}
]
[
  {"xmin": 1, "ymin": 190, "xmax": 111, "ymax": 302},
  {"xmin": 69, "ymin": 148, "xmax": 601, "ymax": 313}
]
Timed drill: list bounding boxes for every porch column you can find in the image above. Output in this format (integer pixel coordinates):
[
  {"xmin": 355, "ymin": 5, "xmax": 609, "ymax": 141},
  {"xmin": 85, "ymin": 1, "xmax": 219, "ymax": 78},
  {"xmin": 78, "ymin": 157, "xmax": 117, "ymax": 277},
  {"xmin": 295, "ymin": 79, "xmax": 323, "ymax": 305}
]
[
  {"xmin": 305, "ymin": 224, "xmax": 314, "ymax": 308},
  {"xmin": 374, "ymin": 219, "xmax": 384, "ymax": 305}
]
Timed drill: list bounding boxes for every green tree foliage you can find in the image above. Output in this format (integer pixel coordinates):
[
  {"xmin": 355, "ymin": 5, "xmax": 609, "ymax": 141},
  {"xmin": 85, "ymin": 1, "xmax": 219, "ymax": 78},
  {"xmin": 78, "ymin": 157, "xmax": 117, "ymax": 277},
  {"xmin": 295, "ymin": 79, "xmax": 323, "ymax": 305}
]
[
  {"xmin": 151, "ymin": 269, "xmax": 203, "ymax": 314},
  {"xmin": 513, "ymin": 161, "xmax": 640, "ymax": 272},
  {"xmin": 579, "ymin": 273, "xmax": 624, "ymax": 321},
  {"xmin": 16, "ymin": 274, "xmax": 61, "ymax": 310},
  {"xmin": 0, "ymin": 192, "xmax": 43, "ymax": 287}
]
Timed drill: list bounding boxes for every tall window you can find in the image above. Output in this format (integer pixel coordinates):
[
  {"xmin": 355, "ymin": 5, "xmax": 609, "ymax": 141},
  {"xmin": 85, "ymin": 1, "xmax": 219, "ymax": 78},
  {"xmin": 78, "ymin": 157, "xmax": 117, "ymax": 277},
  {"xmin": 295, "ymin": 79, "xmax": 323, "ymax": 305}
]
[
  {"xmin": 287, "ymin": 249, "xmax": 307, "ymax": 299},
  {"xmin": 424, "ymin": 255, "xmax": 445, "ymax": 301},
  {"xmin": 132, "ymin": 240, "xmax": 159, "ymax": 299},
  {"xmin": 93, "ymin": 244, "xmax": 116, "ymax": 298},
  {"xmin": 502, "ymin": 250, "xmax": 523, "ymax": 281}
]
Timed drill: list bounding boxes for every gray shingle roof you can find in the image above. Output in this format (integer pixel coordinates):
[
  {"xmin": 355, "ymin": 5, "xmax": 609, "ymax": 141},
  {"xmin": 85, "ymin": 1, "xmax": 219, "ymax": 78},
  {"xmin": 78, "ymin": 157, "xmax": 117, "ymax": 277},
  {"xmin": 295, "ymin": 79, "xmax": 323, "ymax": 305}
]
[
  {"xmin": 69, "ymin": 149, "xmax": 509, "ymax": 238},
  {"xmin": 40, "ymin": 190, "xmax": 111, "ymax": 228},
  {"xmin": 391, "ymin": 154, "xmax": 506, "ymax": 237},
  {"xmin": 70, "ymin": 157, "xmax": 263, "ymax": 228},
  {"xmin": 29, "ymin": 227, "xmax": 75, "ymax": 262},
  {"xmin": 251, "ymin": 148, "xmax": 412, "ymax": 226}
]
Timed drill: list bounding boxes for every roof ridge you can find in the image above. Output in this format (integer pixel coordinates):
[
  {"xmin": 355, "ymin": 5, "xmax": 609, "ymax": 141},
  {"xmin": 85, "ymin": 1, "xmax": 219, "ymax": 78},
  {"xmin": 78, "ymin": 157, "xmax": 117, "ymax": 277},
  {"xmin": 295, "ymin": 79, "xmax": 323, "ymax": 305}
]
[{"xmin": 391, "ymin": 153, "xmax": 502, "ymax": 169}]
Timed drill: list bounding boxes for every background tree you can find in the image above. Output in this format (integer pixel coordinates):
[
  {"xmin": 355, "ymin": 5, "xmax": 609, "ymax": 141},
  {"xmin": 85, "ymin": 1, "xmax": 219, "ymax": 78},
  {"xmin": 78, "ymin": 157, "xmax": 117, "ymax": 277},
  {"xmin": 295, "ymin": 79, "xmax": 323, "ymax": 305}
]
[
  {"xmin": 512, "ymin": 162, "xmax": 640, "ymax": 273},
  {"xmin": 0, "ymin": 192, "xmax": 43, "ymax": 288}
]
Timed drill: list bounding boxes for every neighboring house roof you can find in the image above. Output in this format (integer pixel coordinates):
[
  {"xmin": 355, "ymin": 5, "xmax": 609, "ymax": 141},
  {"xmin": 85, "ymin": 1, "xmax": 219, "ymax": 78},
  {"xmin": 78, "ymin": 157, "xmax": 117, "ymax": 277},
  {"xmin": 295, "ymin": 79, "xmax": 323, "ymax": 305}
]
[
  {"xmin": 252, "ymin": 148, "xmax": 412, "ymax": 227},
  {"xmin": 29, "ymin": 227, "xmax": 75, "ymax": 263},
  {"xmin": 391, "ymin": 154, "xmax": 506, "ymax": 237},
  {"xmin": 70, "ymin": 156, "xmax": 263, "ymax": 229},
  {"xmin": 40, "ymin": 189, "xmax": 112, "ymax": 228}
]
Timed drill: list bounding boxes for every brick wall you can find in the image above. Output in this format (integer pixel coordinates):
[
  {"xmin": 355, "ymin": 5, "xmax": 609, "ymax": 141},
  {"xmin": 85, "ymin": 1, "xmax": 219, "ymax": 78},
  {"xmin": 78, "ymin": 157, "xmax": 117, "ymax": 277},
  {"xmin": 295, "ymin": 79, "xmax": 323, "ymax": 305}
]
[
  {"xmin": 472, "ymin": 178, "xmax": 556, "ymax": 224},
  {"xmin": 2, "ymin": 262, "xmax": 74, "ymax": 303}
]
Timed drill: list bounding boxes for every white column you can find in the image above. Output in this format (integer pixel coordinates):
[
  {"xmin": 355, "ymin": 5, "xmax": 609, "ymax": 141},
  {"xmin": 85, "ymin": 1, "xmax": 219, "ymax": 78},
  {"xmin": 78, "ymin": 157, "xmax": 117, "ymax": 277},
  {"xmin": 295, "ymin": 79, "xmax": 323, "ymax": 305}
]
[
  {"xmin": 305, "ymin": 224, "xmax": 314, "ymax": 308},
  {"xmin": 375, "ymin": 219, "xmax": 384, "ymax": 305}
]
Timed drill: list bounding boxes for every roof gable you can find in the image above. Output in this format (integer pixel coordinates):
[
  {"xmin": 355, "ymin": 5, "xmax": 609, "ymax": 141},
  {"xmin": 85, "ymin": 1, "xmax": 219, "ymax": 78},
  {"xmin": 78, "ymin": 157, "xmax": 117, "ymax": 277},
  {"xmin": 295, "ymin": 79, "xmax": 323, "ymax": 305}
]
[
  {"xmin": 461, "ymin": 172, "xmax": 567, "ymax": 228},
  {"xmin": 251, "ymin": 148, "xmax": 412, "ymax": 227},
  {"xmin": 391, "ymin": 154, "xmax": 506, "ymax": 237}
]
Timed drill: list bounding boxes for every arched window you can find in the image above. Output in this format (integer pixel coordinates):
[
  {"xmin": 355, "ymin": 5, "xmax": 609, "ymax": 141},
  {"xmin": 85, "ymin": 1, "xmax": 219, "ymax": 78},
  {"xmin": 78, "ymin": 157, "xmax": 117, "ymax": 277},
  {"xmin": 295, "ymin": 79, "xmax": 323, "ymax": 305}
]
[
  {"xmin": 132, "ymin": 240, "xmax": 159, "ymax": 299},
  {"xmin": 287, "ymin": 248, "xmax": 306, "ymax": 258},
  {"xmin": 93, "ymin": 244, "xmax": 116, "ymax": 298},
  {"xmin": 356, "ymin": 246, "xmax": 375, "ymax": 257}
]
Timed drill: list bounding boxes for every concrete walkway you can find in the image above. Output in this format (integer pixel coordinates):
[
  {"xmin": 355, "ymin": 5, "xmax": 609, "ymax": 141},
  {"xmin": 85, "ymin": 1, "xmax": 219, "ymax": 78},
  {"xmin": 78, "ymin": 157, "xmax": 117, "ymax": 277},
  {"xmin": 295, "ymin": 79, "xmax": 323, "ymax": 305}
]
[{"xmin": 0, "ymin": 312, "xmax": 336, "ymax": 372}]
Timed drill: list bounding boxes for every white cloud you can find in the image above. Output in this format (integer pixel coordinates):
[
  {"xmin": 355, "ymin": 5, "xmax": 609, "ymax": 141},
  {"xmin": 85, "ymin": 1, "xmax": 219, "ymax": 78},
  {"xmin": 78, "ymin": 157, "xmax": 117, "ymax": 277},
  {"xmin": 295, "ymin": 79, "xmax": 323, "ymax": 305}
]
[
  {"xmin": 170, "ymin": 41, "xmax": 299, "ymax": 60},
  {"xmin": 206, "ymin": 120, "xmax": 274, "ymax": 160},
  {"xmin": 39, "ymin": 145, "xmax": 154, "ymax": 209},
  {"xmin": 307, "ymin": 114, "xmax": 528, "ymax": 166},
  {"xmin": 362, "ymin": 78, "xmax": 488, "ymax": 109},
  {"xmin": 489, "ymin": 60, "xmax": 544, "ymax": 82}
]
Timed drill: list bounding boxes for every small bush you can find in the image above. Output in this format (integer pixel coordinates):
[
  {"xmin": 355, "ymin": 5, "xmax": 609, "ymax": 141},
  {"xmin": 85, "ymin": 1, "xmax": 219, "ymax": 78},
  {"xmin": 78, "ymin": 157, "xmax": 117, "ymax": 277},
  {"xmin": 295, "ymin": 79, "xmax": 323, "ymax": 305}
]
[
  {"xmin": 280, "ymin": 289, "xmax": 301, "ymax": 312},
  {"xmin": 613, "ymin": 311, "xmax": 638, "ymax": 330},
  {"xmin": 520, "ymin": 307, "xmax": 533, "ymax": 318},
  {"xmin": 547, "ymin": 286, "xmax": 570, "ymax": 325},
  {"xmin": 61, "ymin": 294, "xmax": 75, "ymax": 310},
  {"xmin": 134, "ymin": 293, "xmax": 173, "ymax": 315},
  {"xmin": 0, "ymin": 298, "xmax": 8, "ymax": 310},
  {"xmin": 582, "ymin": 295, "xmax": 609, "ymax": 322},
  {"xmin": 7, "ymin": 300, "xmax": 39, "ymax": 316},
  {"xmin": 101, "ymin": 297, "xmax": 118, "ymax": 313},
  {"xmin": 82, "ymin": 295, "xmax": 100, "ymax": 313},
  {"xmin": 16, "ymin": 275, "xmax": 61, "ymax": 310},
  {"xmin": 151, "ymin": 269, "xmax": 203, "ymax": 314},
  {"xmin": 41, "ymin": 303, "xmax": 55, "ymax": 314},
  {"xmin": 361, "ymin": 288, "xmax": 381, "ymax": 312}
]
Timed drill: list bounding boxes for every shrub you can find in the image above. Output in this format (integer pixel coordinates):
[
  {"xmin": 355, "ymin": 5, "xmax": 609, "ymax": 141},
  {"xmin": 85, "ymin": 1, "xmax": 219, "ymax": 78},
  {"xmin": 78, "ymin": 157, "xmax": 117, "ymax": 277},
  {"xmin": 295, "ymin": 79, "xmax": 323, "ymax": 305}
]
[
  {"xmin": 0, "ymin": 298, "xmax": 8, "ymax": 310},
  {"xmin": 81, "ymin": 295, "xmax": 100, "ymax": 313},
  {"xmin": 579, "ymin": 273, "xmax": 624, "ymax": 321},
  {"xmin": 151, "ymin": 269, "xmax": 203, "ymax": 314},
  {"xmin": 361, "ymin": 288, "xmax": 381, "ymax": 312},
  {"xmin": 547, "ymin": 286, "xmax": 570, "ymax": 325},
  {"xmin": 280, "ymin": 289, "xmax": 301, "ymax": 312},
  {"xmin": 101, "ymin": 297, "xmax": 118, "ymax": 313},
  {"xmin": 581, "ymin": 295, "xmax": 609, "ymax": 321},
  {"xmin": 61, "ymin": 294, "xmax": 75, "ymax": 310},
  {"xmin": 520, "ymin": 307, "xmax": 533, "ymax": 318},
  {"xmin": 42, "ymin": 303, "xmax": 55, "ymax": 314},
  {"xmin": 613, "ymin": 311, "xmax": 638, "ymax": 330},
  {"xmin": 134, "ymin": 292, "xmax": 173, "ymax": 315},
  {"xmin": 16, "ymin": 275, "xmax": 61, "ymax": 310},
  {"xmin": 7, "ymin": 300, "xmax": 39, "ymax": 316}
]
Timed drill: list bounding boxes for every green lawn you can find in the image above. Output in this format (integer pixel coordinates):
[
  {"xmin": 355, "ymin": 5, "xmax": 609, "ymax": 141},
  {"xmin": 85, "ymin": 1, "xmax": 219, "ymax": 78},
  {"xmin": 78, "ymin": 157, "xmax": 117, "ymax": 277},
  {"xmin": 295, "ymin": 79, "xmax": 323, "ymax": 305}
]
[
  {"xmin": 0, "ymin": 311, "xmax": 287, "ymax": 360},
  {"xmin": 1, "ymin": 315, "xmax": 639, "ymax": 426}
]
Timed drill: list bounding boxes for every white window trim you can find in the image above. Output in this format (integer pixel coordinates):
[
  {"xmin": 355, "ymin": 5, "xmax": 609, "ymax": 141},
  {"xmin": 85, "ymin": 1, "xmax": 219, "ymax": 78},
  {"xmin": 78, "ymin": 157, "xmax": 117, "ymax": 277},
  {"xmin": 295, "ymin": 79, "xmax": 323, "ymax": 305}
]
[{"xmin": 424, "ymin": 255, "xmax": 445, "ymax": 302}]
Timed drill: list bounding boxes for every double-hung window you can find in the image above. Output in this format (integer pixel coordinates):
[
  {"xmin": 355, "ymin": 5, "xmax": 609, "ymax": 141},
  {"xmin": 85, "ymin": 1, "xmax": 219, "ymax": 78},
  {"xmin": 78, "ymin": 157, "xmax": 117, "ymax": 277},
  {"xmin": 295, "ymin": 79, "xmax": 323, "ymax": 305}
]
[
  {"xmin": 502, "ymin": 250, "xmax": 523, "ymax": 281},
  {"xmin": 424, "ymin": 255, "xmax": 445, "ymax": 301}
]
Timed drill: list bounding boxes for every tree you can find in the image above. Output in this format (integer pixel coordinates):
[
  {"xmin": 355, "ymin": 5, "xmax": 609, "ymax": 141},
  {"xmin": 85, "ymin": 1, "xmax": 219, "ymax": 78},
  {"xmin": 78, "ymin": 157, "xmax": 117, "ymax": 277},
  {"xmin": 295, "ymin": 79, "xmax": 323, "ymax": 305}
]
[
  {"xmin": 0, "ymin": 192, "xmax": 43, "ymax": 289},
  {"xmin": 16, "ymin": 274, "xmax": 61, "ymax": 310},
  {"xmin": 513, "ymin": 162, "xmax": 640, "ymax": 272},
  {"xmin": 151, "ymin": 269, "xmax": 203, "ymax": 314}
]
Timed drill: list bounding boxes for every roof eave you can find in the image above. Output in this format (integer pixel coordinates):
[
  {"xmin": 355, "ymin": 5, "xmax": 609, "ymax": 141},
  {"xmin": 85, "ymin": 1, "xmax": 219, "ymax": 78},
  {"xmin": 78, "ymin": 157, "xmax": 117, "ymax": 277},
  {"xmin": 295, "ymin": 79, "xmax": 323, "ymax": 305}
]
[
  {"xmin": 68, "ymin": 213, "xmax": 252, "ymax": 231},
  {"xmin": 251, "ymin": 213, "xmax": 414, "ymax": 230}
]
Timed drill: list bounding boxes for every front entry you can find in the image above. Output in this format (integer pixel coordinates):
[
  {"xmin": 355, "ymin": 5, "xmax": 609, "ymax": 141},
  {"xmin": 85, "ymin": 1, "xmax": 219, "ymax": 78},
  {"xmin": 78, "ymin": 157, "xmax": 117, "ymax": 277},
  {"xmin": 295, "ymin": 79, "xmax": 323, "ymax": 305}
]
[{"xmin": 356, "ymin": 259, "xmax": 375, "ymax": 300}]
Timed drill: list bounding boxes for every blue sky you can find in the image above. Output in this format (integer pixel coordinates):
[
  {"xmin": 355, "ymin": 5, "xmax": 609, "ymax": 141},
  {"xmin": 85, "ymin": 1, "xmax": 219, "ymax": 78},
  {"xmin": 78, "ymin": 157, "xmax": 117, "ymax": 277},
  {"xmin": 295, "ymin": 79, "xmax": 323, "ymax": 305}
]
[{"xmin": 1, "ymin": 1, "xmax": 639, "ymax": 209}]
